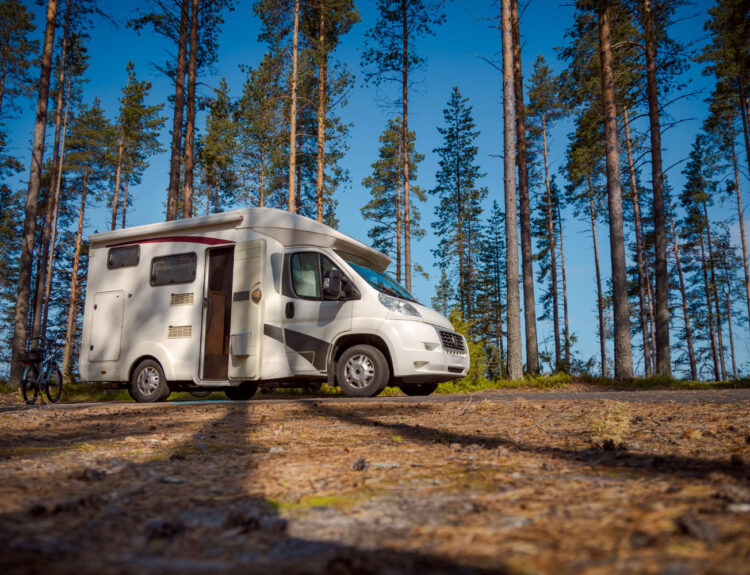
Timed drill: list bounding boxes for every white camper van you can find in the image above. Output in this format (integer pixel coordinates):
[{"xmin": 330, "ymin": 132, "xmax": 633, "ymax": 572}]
[{"xmin": 79, "ymin": 208, "xmax": 469, "ymax": 402}]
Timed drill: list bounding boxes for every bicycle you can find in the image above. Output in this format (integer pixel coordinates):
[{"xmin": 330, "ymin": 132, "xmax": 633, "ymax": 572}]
[{"xmin": 21, "ymin": 337, "xmax": 63, "ymax": 405}]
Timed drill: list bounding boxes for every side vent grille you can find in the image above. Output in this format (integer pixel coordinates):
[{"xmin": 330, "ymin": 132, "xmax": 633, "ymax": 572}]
[
  {"xmin": 170, "ymin": 292, "xmax": 195, "ymax": 306},
  {"xmin": 168, "ymin": 325, "xmax": 192, "ymax": 339}
]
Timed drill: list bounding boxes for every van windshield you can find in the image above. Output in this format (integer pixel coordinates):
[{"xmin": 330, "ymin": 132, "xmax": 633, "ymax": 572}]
[{"xmin": 345, "ymin": 261, "xmax": 420, "ymax": 304}]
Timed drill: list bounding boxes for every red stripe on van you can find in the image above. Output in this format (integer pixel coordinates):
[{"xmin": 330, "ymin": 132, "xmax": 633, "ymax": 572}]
[{"xmin": 106, "ymin": 236, "xmax": 235, "ymax": 248}]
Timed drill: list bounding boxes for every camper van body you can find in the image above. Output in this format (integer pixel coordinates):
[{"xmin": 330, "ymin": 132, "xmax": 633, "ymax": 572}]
[{"xmin": 79, "ymin": 208, "xmax": 469, "ymax": 400}]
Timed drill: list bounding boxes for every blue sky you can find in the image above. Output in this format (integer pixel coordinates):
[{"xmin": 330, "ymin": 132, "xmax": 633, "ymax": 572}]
[{"xmin": 10, "ymin": 0, "xmax": 744, "ymax": 375}]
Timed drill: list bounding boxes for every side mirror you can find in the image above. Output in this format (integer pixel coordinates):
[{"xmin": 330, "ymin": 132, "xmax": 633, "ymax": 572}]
[{"xmin": 323, "ymin": 269, "xmax": 342, "ymax": 300}]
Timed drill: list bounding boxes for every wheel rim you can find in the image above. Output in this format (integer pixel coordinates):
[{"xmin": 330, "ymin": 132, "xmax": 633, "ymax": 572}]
[
  {"xmin": 22, "ymin": 369, "xmax": 38, "ymax": 404},
  {"xmin": 343, "ymin": 354, "xmax": 375, "ymax": 389},
  {"xmin": 137, "ymin": 366, "xmax": 161, "ymax": 396}
]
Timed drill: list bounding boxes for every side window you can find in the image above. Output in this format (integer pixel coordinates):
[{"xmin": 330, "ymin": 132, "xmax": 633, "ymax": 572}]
[
  {"xmin": 151, "ymin": 253, "xmax": 197, "ymax": 286},
  {"xmin": 108, "ymin": 245, "xmax": 139, "ymax": 269},
  {"xmin": 291, "ymin": 253, "xmax": 321, "ymax": 299}
]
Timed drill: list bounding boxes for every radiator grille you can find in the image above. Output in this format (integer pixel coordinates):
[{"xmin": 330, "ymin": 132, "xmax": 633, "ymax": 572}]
[
  {"xmin": 170, "ymin": 292, "xmax": 195, "ymax": 306},
  {"xmin": 168, "ymin": 325, "xmax": 192, "ymax": 339},
  {"xmin": 439, "ymin": 330, "xmax": 466, "ymax": 354}
]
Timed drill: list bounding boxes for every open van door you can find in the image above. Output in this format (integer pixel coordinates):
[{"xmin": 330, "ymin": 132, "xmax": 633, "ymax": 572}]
[{"xmin": 228, "ymin": 239, "xmax": 266, "ymax": 380}]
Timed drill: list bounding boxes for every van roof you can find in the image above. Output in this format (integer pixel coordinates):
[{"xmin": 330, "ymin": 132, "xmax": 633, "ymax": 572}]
[{"xmin": 88, "ymin": 207, "xmax": 391, "ymax": 272}]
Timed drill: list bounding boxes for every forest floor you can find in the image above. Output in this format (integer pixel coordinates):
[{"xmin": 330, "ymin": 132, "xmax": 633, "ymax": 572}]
[{"xmin": 0, "ymin": 390, "xmax": 749, "ymax": 574}]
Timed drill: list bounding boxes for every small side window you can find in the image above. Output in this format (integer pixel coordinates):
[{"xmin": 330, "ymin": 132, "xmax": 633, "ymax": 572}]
[
  {"xmin": 108, "ymin": 245, "xmax": 140, "ymax": 269},
  {"xmin": 291, "ymin": 253, "xmax": 321, "ymax": 299},
  {"xmin": 151, "ymin": 253, "xmax": 197, "ymax": 286}
]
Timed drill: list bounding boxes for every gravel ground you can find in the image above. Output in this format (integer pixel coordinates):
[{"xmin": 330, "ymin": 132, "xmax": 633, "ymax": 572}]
[{"xmin": 0, "ymin": 390, "xmax": 749, "ymax": 574}]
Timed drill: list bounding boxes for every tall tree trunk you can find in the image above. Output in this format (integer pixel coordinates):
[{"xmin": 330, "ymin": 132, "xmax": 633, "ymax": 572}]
[
  {"xmin": 494, "ymin": 245, "xmax": 505, "ymax": 377},
  {"xmin": 597, "ymin": 1, "xmax": 633, "ymax": 379},
  {"xmin": 670, "ymin": 214, "xmax": 696, "ymax": 380},
  {"xmin": 501, "ymin": 0, "xmax": 522, "ymax": 380},
  {"xmin": 703, "ymin": 203, "xmax": 726, "ymax": 380},
  {"xmin": 401, "ymin": 0, "xmax": 412, "ymax": 292},
  {"xmin": 288, "ymin": 0, "xmax": 300, "ymax": 213},
  {"xmin": 729, "ymin": 136, "xmax": 750, "ymax": 333},
  {"xmin": 315, "ymin": 0, "xmax": 327, "ymax": 223},
  {"xmin": 121, "ymin": 171, "xmax": 130, "ymax": 229},
  {"xmin": 589, "ymin": 179, "xmax": 607, "ymax": 378},
  {"xmin": 110, "ymin": 129, "xmax": 125, "ymax": 230},
  {"xmin": 182, "ymin": 0, "xmax": 199, "ymax": 219},
  {"xmin": 511, "ymin": 0, "xmax": 538, "ymax": 373},
  {"xmin": 32, "ymin": 0, "xmax": 70, "ymax": 345},
  {"xmin": 643, "ymin": 244, "xmax": 657, "ymax": 361},
  {"xmin": 541, "ymin": 114, "xmax": 560, "ymax": 369},
  {"xmin": 455, "ymin": 107, "xmax": 465, "ymax": 318},
  {"xmin": 738, "ymin": 79, "xmax": 750, "ymax": 177},
  {"xmin": 166, "ymin": 0, "xmax": 189, "ymax": 221},
  {"xmin": 62, "ymin": 162, "xmax": 90, "ymax": 382},
  {"xmin": 642, "ymin": 0, "xmax": 671, "ymax": 376},
  {"xmin": 622, "ymin": 107, "xmax": 652, "ymax": 376},
  {"xmin": 10, "ymin": 0, "xmax": 57, "ymax": 387},
  {"xmin": 699, "ymin": 228, "xmax": 720, "ymax": 380},
  {"xmin": 725, "ymin": 283, "xmax": 737, "ymax": 379},
  {"xmin": 259, "ymin": 149, "xmax": 266, "ymax": 207},
  {"xmin": 557, "ymin": 199, "xmax": 570, "ymax": 371},
  {"xmin": 396, "ymin": 141, "xmax": 402, "ymax": 283}
]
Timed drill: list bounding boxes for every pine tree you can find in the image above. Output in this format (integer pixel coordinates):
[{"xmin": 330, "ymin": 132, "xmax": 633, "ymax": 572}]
[
  {"xmin": 430, "ymin": 87, "xmax": 487, "ymax": 323},
  {"xmin": 361, "ymin": 117, "xmax": 425, "ymax": 282},
  {"xmin": 0, "ymin": 0, "xmax": 37, "ymax": 121},
  {"xmin": 362, "ymin": 0, "xmax": 445, "ymax": 293},
  {"xmin": 527, "ymin": 55, "xmax": 566, "ymax": 370}
]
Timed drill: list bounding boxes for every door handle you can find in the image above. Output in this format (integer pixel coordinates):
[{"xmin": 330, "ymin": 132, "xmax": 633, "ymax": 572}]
[{"xmin": 285, "ymin": 302, "xmax": 295, "ymax": 319}]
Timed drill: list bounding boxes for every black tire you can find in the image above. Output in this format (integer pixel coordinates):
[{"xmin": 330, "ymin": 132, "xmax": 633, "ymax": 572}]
[
  {"xmin": 336, "ymin": 345, "xmax": 389, "ymax": 398},
  {"xmin": 129, "ymin": 359, "xmax": 170, "ymax": 403},
  {"xmin": 398, "ymin": 383, "xmax": 438, "ymax": 396},
  {"xmin": 45, "ymin": 365, "xmax": 63, "ymax": 403},
  {"xmin": 224, "ymin": 382, "xmax": 258, "ymax": 401},
  {"xmin": 21, "ymin": 366, "xmax": 39, "ymax": 405}
]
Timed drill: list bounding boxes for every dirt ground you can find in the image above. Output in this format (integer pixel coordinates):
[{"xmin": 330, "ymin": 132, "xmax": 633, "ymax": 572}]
[{"xmin": 0, "ymin": 391, "xmax": 749, "ymax": 574}]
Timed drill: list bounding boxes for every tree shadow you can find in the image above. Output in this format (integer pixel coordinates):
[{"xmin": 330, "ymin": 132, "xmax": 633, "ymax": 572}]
[{"xmin": 0, "ymin": 401, "xmax": 505, "ymax": 574}]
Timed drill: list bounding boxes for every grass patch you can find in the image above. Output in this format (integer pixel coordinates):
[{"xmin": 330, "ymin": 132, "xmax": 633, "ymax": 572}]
[
  {"xmin": 436, "ymin": 372, "xmax": 571, "ymax": 394},
  {"xmin": 274, "ymin": 488, "xmax": 384, "ymax": 513},
  {"xmin": 576, "ymin": 374, "xmax": 750, "ymax": 390}
]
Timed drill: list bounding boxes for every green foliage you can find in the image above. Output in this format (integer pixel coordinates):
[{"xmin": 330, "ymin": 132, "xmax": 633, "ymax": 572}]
[{"xmin": 0, "ymin": 0, "xmax": 38, "ymax": 119}]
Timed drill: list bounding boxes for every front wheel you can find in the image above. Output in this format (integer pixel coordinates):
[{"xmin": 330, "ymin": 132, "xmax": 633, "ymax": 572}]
[
  {"xmin": 46, "ymin": 365, "xmax": 63, "ymax": 403},
  {"xmin": 399, "ymin": 383, "xmax": 438, "ymax": 396},
  {"xmin": 21, "ymin": 366, "xmax": 39, "ymax": 405},
  {"xmin": 224, "ymin": 382, "xmax": 258, "ymax": 401},
  {"xmin": 336, "ymin": 345, "xmax": 389, "ymax": 398},
  {"xmin": 130, "ymin": 360, "xmax": 170, "ymax": 403}
]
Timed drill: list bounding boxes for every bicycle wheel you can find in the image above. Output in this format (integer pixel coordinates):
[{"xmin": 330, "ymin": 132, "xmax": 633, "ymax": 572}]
[
  {"xmin": 46, "ymin": 365, "xmax": 63, "ymax": 403},
  {"xmin": 21, "ymin": 366, "xmax": 39, "ymax": 405}
]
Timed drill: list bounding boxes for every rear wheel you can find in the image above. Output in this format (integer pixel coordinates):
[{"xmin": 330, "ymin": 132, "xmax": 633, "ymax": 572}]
[
  {"xmin": 336, "ymin": 345, "xmax": 389, "ymax": 398},
  {"xmin": 398, "ymin": 383, "xmax": 438, "ymax": 396},
  {"xmin": 224, "ymin": 382, "xmax": 258, "ymax": 401},
  {"xmin": 130, "ymin": 360, "xmax": 170, "ymax": 403},
  {"xmin": 45, "ymin": 365, "xmax": 63, "ymax": 403},
  {"xmin": 21, "ymin": 366, "xmax": 39, "ymax": 405}
]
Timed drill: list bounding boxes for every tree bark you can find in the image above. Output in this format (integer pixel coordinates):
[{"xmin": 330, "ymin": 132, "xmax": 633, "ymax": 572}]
[
  {"xmin": 10, "ymin": 0, "xmax": 57, "ymax": 387},
  {"xmin": 699, "ymin": 228, "xmax": 720, "ymax": 380},
  {"xmin": 110, "ymin": 129, "xmax": 125, "ymax": 230},
  {"xmin": 557, "ymin": 199, "xmax": 570, "ymax": 371},
  {"xmin": 589, "ymin": 178, "xmax": 607, "ymax": 378},
  {"xmin": 703, "ymin": 202, "xmax": 726, "ymax": 380},
  {"xmin": 729, "ymin": 136, "xmax": 750, "ymax": 335},
  {"xmin": 315, "ymin": 0, "xmax": 326, "ymax": 223},
  {"xmin": 455, "ymin": 105, "xmax": 465, "ymax": 318},
  {"xmin": 62, "ymin": 160, "xmax": 90, "ymax": 382},
  {"xmin": 41, "ymin": 79, "xmax": 70, "ymax": 338},
  {"xmin": 259, "ymin": 149, "xmax": 265, "ymax": 207},
  {"xmin": 182, "ymin": 0, "xmax": 199, "ymax": 219},
  {"xmin": 597, "ymin": 1, "xmax": 633, "ymax": 379},
  {"xmin": 31, "ymin": 0, "xmax": 70, "ymax": 345},
  {"xmin": 166, "ymin": 0, "xmax": 189, "ymax": 221},
  {"xmin": 738, "ymin": 79, "xmax": 750, "ymax": 179},
  {"xmin": 642, "ymin": 0, "xmax": 671, "ymax": 376},
  {"xmin": 396, "ymin": 140, "xmax": 402, "ymax": 283},
  {"xmin": 725, "ymin": 283, "xmax": 737, "ymax": 379},
  {"xmin": 670, "ymin": 213, "xmax": 696, "ymax": 380},
  {"xmin": 121, "ymin": 171, "xmax": 130, "ymax": 229},
  {"xmin": 541, "ymin": 114, "xmax": 560, "ymax": 369},
  {"xmin": 510, "ymin": 0, "xmax": 538, "ymax": 373},
  {"xmin": 401, "ymin": 0, "xmax": 412, "ymax": 291},
  {"xmin": 623, "ymin": 106, "xmax": 652, "ymax": 376},
  {"xmin": 501, "ymin": 0, "xmax": 522, "ymax": 380},
  {"xmin": 288, "ymin": 0, "xmax": 300, "ymax": 213}
]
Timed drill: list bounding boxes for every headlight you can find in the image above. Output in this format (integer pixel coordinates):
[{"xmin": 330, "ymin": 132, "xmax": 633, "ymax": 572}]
[{"xmin": 378, "ymin": 293, "xmax": 421, "ymax": 317}]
